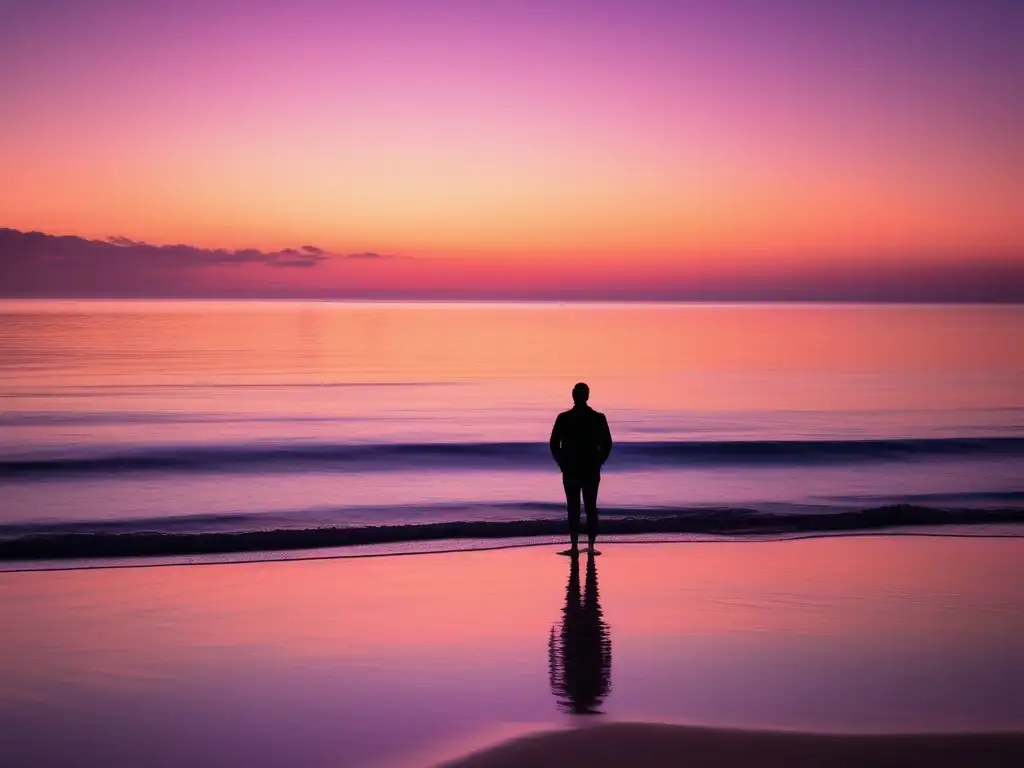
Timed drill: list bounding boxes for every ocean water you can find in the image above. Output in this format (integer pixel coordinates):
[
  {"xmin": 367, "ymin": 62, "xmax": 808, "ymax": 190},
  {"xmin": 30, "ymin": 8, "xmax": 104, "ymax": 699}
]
[{"xmin": 1, "ymin": 300, "xmax": 1022, "ymax": 561}]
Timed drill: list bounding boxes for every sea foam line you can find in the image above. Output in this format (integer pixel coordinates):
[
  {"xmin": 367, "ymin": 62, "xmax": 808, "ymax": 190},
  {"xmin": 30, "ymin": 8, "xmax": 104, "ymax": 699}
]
[{"xmin": 2, "ymin": 505, "xmax": 1022, "ymax": 562}]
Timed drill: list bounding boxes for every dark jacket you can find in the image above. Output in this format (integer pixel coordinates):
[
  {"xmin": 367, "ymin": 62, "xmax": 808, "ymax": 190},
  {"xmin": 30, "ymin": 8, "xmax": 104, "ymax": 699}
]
[{"xmin": 550, "ymin": 405, "xmax": 613, "ymax": 476}]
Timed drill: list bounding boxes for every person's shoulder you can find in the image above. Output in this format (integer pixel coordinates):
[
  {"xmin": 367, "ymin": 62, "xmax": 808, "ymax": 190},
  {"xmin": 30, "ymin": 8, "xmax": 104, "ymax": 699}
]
[
  {"xmin": 588, "ymin": 407, "xmax": 607, "ymax": 420},
  {"xmin": 555, "ymin": 409, "xmax": 574, "ymax": 420}
]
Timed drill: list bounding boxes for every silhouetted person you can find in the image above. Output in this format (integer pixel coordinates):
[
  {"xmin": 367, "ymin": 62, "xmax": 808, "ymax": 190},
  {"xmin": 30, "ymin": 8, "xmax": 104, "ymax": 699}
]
[
  {"xmin": 548, "ymin": 551, "xmax": 612, "ymax": 714},
  {"xmin": 550, "ymin": 382, "xmax": 612, "ymax": 555}
]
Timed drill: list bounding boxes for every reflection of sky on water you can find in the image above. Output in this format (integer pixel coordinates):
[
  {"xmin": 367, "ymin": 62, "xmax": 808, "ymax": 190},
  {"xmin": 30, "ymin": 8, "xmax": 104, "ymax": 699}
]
[{"xmin": 1, "ymin": 538, "xmax": 1022, "ymax": 767}]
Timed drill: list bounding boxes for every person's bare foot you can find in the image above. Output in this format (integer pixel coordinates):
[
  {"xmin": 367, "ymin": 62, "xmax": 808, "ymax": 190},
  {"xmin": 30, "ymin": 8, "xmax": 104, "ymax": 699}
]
[
  {"xmin": 584, "ymin": 546, "xmax": 601, "ymax": 556},
  {"xmin": 558, "ymin": 547, "xmax": 580, "ymax": 557}
]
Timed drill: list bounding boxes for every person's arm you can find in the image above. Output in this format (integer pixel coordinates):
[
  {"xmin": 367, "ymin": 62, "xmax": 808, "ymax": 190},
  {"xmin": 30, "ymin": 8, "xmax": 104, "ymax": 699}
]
[
  {"xmin": 599, "ymin": 414, "xmax": 612, "ymax": 465},
  {"xmin": 550, "ymin": 415, "xmax": 564, "ymax": 468}
]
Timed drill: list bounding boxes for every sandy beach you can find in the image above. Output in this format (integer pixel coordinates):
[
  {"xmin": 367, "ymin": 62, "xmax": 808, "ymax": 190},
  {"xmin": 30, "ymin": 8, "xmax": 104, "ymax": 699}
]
[{"xmin": 441, "ymin": 722, "xmax": 1024, "ymax": 767}]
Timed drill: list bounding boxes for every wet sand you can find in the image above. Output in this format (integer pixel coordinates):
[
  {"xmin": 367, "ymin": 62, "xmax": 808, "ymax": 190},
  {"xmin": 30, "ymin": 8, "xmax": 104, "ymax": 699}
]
[{"xmin": 1, "ymin": 537, "xmax": 1022, "ymax": 767}]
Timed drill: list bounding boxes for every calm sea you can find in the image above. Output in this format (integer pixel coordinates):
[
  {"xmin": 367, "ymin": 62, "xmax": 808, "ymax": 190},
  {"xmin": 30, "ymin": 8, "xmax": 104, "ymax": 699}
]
[{"xmin": 1, "ymin": 300, "xmax": 1022, "ymax": 561}]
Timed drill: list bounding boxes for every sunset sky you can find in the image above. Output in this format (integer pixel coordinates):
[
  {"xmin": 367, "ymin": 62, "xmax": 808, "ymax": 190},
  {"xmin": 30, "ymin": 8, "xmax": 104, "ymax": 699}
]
[{"xmin": 2, "ymin": 0, "xmax": 1022, "ymax": 299}]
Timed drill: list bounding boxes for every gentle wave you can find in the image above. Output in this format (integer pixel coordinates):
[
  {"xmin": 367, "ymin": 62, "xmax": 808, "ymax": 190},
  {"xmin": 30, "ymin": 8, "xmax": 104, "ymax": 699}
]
[
  {"xmin": 2, "ymin": 505, "xmax": 1023, "ymax": 561},
  {"xmin": 5, "ymin": 494, "xmax": 1024, "ymax": 541},
  {"xmin": 3, "ymin": 437, "xmax": 1023, "ymax": 479},
  {"xmin": 0, "ymin": 502, "xmax": 571, "ymax": 538}
]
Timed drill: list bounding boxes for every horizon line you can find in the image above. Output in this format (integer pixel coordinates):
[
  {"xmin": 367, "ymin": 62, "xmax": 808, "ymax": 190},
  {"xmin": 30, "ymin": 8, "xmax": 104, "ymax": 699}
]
[{"xmin": 2, "ymin": 296, "xmax": 1021, "ymax": 306}]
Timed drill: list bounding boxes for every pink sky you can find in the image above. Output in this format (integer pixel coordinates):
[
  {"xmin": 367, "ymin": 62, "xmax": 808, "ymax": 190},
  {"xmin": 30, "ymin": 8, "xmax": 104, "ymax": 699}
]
[{"xmin": 1, "ymin": 0, "xmax": 1021, "ymax": 299}]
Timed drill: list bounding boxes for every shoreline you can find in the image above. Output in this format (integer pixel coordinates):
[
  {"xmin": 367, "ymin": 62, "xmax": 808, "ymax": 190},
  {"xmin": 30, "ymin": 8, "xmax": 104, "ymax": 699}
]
[
  {"xmin": 1, "ymin": 522, "xmax": 1023, "ymax": 573},
  {"xmin": 2, "ymin": 503, "xmax": 1023, "ymax": 566},
  {"xmin": 438, "ymin": 722, "xmax": 1024, "ymax": 767}
]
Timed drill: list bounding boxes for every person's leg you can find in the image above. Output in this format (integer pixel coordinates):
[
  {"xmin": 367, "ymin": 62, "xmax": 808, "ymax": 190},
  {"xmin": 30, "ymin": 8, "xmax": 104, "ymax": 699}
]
[
  {"xmin": 582, "ymin": 474, "xmax": 600, "ymax": 551},
  {"xmin": 563, "ymin": 474, "xmax": 582, "ymax": 551}
]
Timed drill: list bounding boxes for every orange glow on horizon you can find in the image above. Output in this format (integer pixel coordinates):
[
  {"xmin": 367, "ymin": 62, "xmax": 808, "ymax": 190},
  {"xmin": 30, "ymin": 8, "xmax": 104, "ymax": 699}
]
[{"xmin": 2, "ymin": 1, "xmax": 1021, "ymax": 299}]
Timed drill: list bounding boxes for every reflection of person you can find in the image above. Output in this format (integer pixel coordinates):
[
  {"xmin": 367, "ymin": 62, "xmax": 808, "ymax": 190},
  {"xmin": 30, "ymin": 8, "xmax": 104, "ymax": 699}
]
[
  {"xmin": 549, "ymin": 382, "xmax": 613, "ymax": 555},
  {"xmin": 549, "ymin": 551, "xmax": 612, "ymax": 714}
]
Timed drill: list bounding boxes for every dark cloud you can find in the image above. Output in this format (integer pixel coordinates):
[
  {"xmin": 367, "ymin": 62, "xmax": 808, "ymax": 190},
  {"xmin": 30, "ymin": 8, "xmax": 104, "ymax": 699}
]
[
  {"xmin": 1, "ymin": 228, "xmax": 338, "ymax": 269},
  {"xmin": 271, "ymin": 254, "xmax": 322, "ymax": 267},
  {"xmin": 0, "ymin": 227, "xmax": 376, "ymax": 296},
  {"xmin": 343, "ymin": 251, "xmax": 399, "ymax": 260},
  {"xmin": 107, "ymin": 235, "xmax": 144, "ymax": 247},
  {"xmin": 271, "ymin": 248, "xmax": 322, "ymax": 267}
]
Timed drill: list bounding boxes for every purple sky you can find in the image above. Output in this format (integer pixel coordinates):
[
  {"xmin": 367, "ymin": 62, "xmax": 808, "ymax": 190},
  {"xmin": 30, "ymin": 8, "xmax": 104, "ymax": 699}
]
[{"xmin": 1, "ymin": 0, "xmax": 1021, "ymax": 299}]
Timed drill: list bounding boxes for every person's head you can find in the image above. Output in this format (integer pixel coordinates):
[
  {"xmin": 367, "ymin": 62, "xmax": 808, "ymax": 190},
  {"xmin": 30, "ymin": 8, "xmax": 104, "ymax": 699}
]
[{"xmin": 572, "ymin": 382, "xmax": 590, "ymax": 405}]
